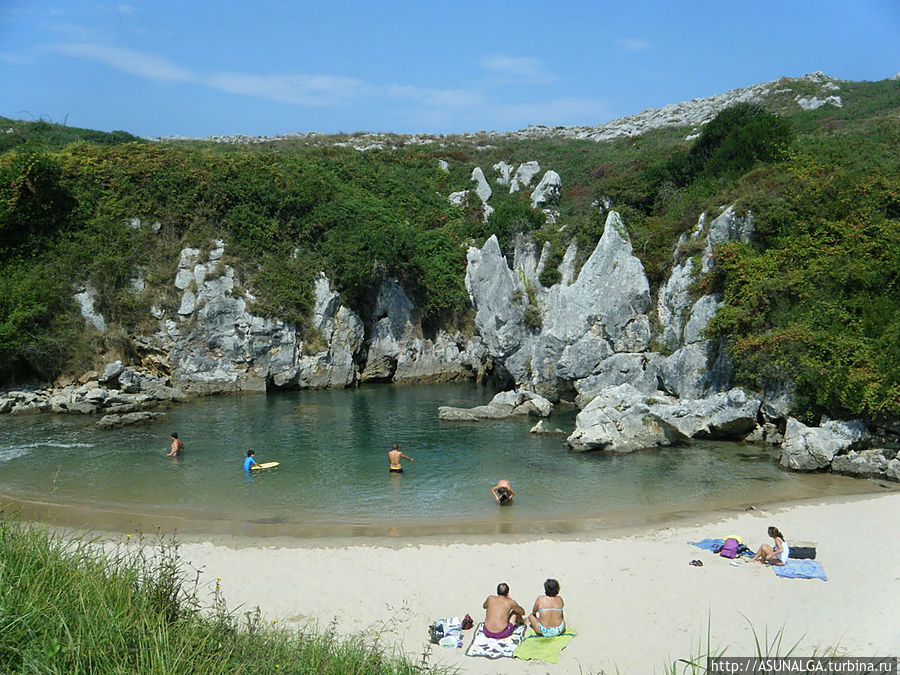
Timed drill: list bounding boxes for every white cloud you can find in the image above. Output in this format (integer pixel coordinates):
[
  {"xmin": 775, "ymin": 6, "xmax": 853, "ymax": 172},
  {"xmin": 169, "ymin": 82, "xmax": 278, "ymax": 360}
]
[
  {"xmin": 55, "ymin": 42, "xmax": 196, "ymax": 82},
  {"xmin": 384, "ymin": 85, "xmax": 485, "ymax": 108},
  {"xmin": 206, "ymin": 72, "xmax": 365, "ymax": 106},
  {"xmin": 480, "ymin": 54, "xmax": 556, "ymax": 83},
  {"xmin": 0, "ymin": 51, "xmax": 33, "ymax": 65},
  {"xmin": 52, "ymin": 41, "xmax": 485, "ymax": 113},
  {"xmin": 618, "ymin": 38, "xmax": 651, "ymax": 52}
]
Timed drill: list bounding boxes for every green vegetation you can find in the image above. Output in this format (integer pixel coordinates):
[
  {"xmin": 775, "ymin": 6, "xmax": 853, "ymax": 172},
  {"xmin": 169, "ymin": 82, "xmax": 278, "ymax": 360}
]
[
  {"xmin": 0, "ymin": 74, "xmax": 897, "ymax": 419},
  {"xmin": 0, "ymin": 514, "xmax": 440, "ymax": 674}
]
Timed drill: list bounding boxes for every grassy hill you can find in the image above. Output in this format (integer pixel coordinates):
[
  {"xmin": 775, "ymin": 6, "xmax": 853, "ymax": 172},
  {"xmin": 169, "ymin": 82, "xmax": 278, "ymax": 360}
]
[{"xmin": 1, "ymin": 74, "xmax": 897, "ymax": 419}]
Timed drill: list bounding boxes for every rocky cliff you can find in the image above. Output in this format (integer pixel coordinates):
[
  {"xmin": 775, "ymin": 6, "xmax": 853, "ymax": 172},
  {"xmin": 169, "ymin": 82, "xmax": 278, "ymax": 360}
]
[{"xmin": 5, "ymin": 204, "xmax": 897, "ymax": 481}]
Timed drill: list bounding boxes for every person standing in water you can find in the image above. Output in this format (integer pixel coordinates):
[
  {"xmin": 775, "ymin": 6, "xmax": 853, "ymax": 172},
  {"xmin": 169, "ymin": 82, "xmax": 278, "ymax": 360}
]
[
  {"xmin": 491, "ymin": 478, "xmax": 515, "ymax": 505},
  {"xmin": 167, "ymin": 433, "xmax": 184, "ymax": 457},
  {"xmin": 387, "ymin": 442, "xmax": 413, "ymax": 473},
  {"xmin": 243, "ymin": 449, "xmax": 259, "ymax": 471}
]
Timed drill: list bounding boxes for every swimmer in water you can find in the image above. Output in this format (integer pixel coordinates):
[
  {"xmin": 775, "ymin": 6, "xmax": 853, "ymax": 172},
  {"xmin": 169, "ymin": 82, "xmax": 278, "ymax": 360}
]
[{"xmin": 491, "ymin": 478, "xmax": 515, "ymax": 505}]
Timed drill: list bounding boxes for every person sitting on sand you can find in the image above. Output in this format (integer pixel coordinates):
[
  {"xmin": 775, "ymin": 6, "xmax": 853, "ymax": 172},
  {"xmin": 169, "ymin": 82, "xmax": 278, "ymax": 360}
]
[
  {"xmin": 167, "ymin": 433, "xmax": 183, "ymax": 457},
  {"xmin": 752, "ymin": 526, "xmax": 790, "ymax": 565},
  {"xmin": 243, "ymin": 449, "xmax": 259, "ymax": 471},
  {"xmin": 528, "ymin": 578, "xmax": 566, "ymax": 637},
  {"xmin": 482, "ymin": 582, "xmax": 525, "ymax": 639},
  {"xmin": 491, "ymin": 478, "xmax": 515, "ymax": 505},
  {"xmin": 388, "ymin": 442, "xmax": 413, "ymax": 473}
]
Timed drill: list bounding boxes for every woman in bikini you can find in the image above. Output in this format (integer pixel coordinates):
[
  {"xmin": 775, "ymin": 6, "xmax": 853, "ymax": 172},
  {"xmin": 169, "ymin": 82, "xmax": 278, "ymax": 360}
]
[
  {"xmin": 527, "ymin": 578, "xmax": 565, "ymax": 637},
  {"xmin": 752, "ymin": 526, "xmax": 790, "ymax": 566}
]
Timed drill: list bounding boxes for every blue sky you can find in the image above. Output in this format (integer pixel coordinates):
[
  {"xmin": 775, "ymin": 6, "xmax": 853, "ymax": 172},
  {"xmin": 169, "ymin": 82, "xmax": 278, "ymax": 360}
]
[{"xmin": 1, "ymin": 0, "xmax": 898, "ymax": 137}]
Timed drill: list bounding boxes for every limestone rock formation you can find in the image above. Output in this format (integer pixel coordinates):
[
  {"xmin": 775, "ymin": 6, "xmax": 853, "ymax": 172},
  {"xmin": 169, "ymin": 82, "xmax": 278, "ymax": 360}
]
[
  {"xmin": 779, "ymin": 417, "xmax": 867, "ymax": 470},
  {"xmin": 438, "ymin": 389, "xmax": 552, "ymax": 421},
  {"xmin": 656, "ymin": 207, "xmax": 754, "ymax": 399},
  {"xmin": 464, "ymin": 235, "xmax": 527, "ymax": 359},
  {"xmin": 831, "ymin": 449, "xmax": 891, "ymax": 477},
  {"xmin": 529, "ymin": 419, "xmax": 567, "ymax": 435},
  {"xmin": 530, "ymin": 170, "xmax": 561, "ymax": 209},
  {"xmin": 97, "ymin": 411, "xmax": 167, "ymax": 429},
  {"xmin": 465, "ymin": 211, "xmax": 653, "ymax": 399},
  {"xmin": 650, "ymin": 388, "xmax": 761, "ymax": 440},
  {"xmin": 510, "ymin": 161, "xmax": 540, "ymax": 193},
  {"xmin": 567, "ymin": 385, "xmax": 760, "ymax": 453},
  {"xmin": 567, "ymin": 384, "xmax": 678, "ymax": 453},
  {"xmin": 155, "ymin": 246, "xmax": 299, "ymax": 394},
  {"xmin": 493, "ymin": 161, "xmax": 513, "ymax": 185},
  {"xmin": 361, "ymin": 278, "xmax": 482, "ymax": 384},
  {"xmin": 73, "ymin": 287, "xmax": 106, "ymax": 332},
  {"xmin": 292, "ymin": 275, "xmax": 364, "ymax": 389},
  {"xmin": 574, "ymin": 353, "xmax": 661, "ymax": 407},
  {"xmin": 471, "ymin": 167, "xmax": 492, "ymax": 203}
]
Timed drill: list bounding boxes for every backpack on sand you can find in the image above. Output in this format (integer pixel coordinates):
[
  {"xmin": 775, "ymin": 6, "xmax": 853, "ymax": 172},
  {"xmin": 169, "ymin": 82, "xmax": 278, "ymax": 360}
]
[{"xmin": 719, "ymin": 538, "xmax": 739, "ymax": 559}]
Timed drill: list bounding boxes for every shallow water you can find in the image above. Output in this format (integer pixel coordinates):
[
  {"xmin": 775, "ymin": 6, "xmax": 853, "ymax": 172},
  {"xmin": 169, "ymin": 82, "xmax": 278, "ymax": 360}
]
[{"xmin": 0, "ymin": 383, "xmax": 888, "ymax": 537}]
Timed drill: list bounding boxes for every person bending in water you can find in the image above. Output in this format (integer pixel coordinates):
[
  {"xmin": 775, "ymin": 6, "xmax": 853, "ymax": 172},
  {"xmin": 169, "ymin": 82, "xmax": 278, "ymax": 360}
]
[
  {"xmin": 491, "ymin": 478, "xmax": 515, "ymax": 505},
  {"xmin": 387, "ymin": 442, "xmax": 413, "ymax": 473},
  {"xmin": 482, "ymin": 582, "xmax": 525, "ymax": 639},
  {"xmin": 167, "ymin": 433, "xmax": 184, "ymax": 457},
  {"xmin": 528, "ymin": 578, "xmax": 566, "ymax": 637},
  {"xmin": 753, "ymin": 526, "xmax": 790, "ymax": 565},
  {"xmin": 243, "ymin": 449, "xmax": 259, "ymax": 471}
]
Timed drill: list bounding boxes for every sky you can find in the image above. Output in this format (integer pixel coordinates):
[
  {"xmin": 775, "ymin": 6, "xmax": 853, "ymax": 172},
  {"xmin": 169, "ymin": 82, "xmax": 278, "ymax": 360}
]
[{"xmin": 1, "ymin": 0, "xmax": 898, "ymax": 138}]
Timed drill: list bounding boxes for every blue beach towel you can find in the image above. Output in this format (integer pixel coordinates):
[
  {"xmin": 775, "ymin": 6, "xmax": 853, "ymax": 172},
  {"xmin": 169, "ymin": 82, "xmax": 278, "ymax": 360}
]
[
  {"xmin": 689, "ymin": 538, "xmax": 723, "ymax": 552},
  {"xmin": 774, "ymin": 560, "xmax": 827, "ymax": 581},
  {"xmin": 689, "ymin": 538, "xmax": 753, "ymax": 557}
]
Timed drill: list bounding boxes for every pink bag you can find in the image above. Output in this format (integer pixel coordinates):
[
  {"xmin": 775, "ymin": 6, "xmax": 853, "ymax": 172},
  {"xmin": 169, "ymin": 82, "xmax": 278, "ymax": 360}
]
[{"xmin": 720, "ymin": 538, "xmax": 739, "ymax": 559}]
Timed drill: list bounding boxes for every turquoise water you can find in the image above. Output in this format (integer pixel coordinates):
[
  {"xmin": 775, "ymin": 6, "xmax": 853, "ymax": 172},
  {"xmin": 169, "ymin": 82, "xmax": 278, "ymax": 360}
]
[{"xmin": 0, "ymin": 383, "xmax": 885, "ymax": 537}]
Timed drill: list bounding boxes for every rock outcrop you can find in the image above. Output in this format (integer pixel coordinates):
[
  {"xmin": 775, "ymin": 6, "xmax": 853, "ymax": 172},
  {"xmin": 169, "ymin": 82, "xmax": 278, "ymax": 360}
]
[
  {"xmin": 567, "ymin": 385, "xmax": 760, "ymax": 453},
  {"xmin": 465, "ymin": 210, "xmax": 653, "ymax": 399},
  {"xmin": 0, "ymin": 362, "xmax": 183, "ymax": 417},
  {"xmin": 510, "ymin": 161, "xmax": 540, "ymax": 193},
  {"xmin": 151, "ymin": 245, "xmax": 300, "ymax": 394},
  {"xmin": 779, "ymin": 417, "xmax": 868, "ymax": 471},
  {"xmin": 361, "ymin": 277, "xmax": 485, "ymax": 384},
  {"xmin": 438, "ymin": 389, "xmax": 552, "ymax": 421},
  {"xmin": 530, "ymin": 170, "xmax": 561, "ymax": 208},
  {"xmin": 97, "ymin": 411, "xmax": 167, "ymax": 429},
  {"xmin": 74, "ymin": 287, "xmax": 106, "ymax": 332}
]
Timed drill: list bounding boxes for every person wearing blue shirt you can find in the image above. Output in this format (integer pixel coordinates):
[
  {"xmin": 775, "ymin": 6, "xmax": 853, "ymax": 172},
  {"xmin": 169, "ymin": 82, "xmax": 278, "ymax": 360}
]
[{"xmin": 243, "ymin": 449, "xmax": 259, "ymax": 471}]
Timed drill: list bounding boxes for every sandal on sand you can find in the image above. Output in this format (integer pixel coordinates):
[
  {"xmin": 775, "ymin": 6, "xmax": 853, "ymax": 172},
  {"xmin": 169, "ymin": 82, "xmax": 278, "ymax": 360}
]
[{"xmin": 690, "ymin": 559, "xmax": 703, "ymax": 567}]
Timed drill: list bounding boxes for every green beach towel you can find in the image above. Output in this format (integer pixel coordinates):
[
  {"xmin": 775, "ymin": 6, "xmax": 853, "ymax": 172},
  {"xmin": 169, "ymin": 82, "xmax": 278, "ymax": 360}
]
[{"xmin": 513, "ymin": 627, "xmax": 576, "ymax": 663}]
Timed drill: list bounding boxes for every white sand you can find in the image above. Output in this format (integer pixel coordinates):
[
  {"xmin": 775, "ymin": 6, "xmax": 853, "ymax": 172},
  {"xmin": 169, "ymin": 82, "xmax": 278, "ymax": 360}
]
[{"xmin": 169, "ymin": 493, "xmax": 900, "ymax": 673}]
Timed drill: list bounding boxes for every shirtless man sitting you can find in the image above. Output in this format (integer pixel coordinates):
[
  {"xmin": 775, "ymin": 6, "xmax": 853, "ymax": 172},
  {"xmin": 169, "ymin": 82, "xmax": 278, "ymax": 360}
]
[
  {"xmin": 491, "ymin": 478, "xmax": 515, "ymax": 505},
  {"xmin": 528, "ymin": 578, "xmax": 565, "ymax": 637},
  {"xmin": 387, "ymin": 442, "xmax": 413, "ymax": 473},
  {"xmin": 482, "ymin": 582, "xmax": 525, "ymax": 639}
]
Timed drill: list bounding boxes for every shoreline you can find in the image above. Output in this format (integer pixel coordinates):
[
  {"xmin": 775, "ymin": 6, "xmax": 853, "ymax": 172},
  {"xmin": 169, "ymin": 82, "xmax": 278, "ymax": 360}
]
[{"xmin": 3, "ymin": 478, "xmax": 897, "ymax": 546}]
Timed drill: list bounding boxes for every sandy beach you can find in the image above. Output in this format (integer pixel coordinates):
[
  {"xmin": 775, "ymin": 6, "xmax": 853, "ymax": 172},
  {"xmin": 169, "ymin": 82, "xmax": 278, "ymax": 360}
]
[{"xmin": 140, "ymin": 491, "xmax": 900, "ymax": 673}]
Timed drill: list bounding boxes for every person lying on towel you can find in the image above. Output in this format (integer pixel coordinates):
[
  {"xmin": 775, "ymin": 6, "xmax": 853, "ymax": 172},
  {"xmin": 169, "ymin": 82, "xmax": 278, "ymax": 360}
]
[
  {"xmin": 482, "ymin": 582, "xmax": 526, "ymax": 639},
  {"xmin": 528, "ymin": 578, "xmax": 566, "ymax": 637}
]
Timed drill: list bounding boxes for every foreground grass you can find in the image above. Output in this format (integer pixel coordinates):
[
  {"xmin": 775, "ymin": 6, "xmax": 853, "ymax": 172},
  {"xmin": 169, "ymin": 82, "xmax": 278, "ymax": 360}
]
[{"xmin": 0, "ymin": 514, "xmax": 444, "ymax": 674}]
